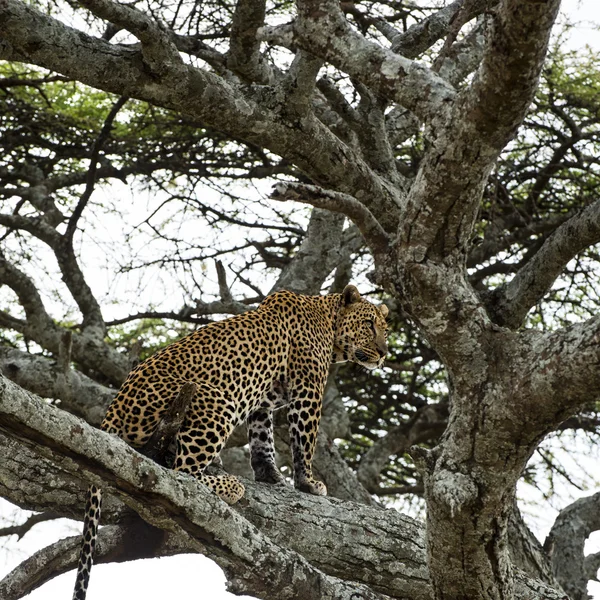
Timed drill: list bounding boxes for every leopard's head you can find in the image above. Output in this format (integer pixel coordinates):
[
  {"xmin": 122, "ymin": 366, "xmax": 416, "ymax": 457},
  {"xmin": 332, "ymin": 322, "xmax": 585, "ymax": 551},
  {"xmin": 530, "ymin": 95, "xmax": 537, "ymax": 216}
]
[{"xmin": 333, "ymin": 285, "xmax": 389, "ymax": 370}]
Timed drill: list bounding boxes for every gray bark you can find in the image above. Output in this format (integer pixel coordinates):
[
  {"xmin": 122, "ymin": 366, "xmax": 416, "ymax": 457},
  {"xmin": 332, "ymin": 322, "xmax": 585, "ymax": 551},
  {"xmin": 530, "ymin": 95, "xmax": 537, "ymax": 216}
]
[
  {"xmin": 0, "ymin": 375, "xmax": 568, "ymax": 600},
  {"xmin": 545, "ymin": 492, "xmax": 600, "ymax": 600}
]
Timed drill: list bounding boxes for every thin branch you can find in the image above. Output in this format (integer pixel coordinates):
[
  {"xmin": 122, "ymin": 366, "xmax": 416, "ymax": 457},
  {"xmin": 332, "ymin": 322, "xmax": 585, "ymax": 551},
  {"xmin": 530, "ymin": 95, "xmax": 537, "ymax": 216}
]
[
  {"xmin": 105, "ymin": 311, "xmax": 211, "ymax": 326},
  {"xmin": 489, "ymin": 200, "xmax": 600, "ymax": 328},
  {"xmin": 0, "ymin": 512, "xmax": 61, "ymax": 541},
  {"xmin": 215, "ymin": 260, "xmax": 233, "ymax": 304},
  {"xmin": 271, "ymin": 182, "xmax": 390, "ymax": 258},
  {"xmin": 65, "ymin": 95, "xmax": 129, "ymax": 242},
  {"xmin": 0, "ymin": 214, "xmax": 107, "ymax": 334}
]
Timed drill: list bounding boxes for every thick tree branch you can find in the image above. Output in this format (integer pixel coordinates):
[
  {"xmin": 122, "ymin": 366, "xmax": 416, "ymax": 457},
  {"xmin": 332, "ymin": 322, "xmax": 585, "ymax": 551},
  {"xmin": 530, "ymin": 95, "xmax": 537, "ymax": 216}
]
[
  {"xmin": 488, "ymin": 200, "xmax": 600, "ymax": 328},
  {"xmin": 227, "ymin": 0, "xmax": 271, "ymax": 82},
  {"xmin": 0, "ymin": 214, "xmax": 106, "ymax": 335},
  {"xmin": 279, "ymin": 50, "xmax": 323, "ymax": 118},
  {"xmin": 0, "ymin": 254, "xmax": 127, "ymax": 384},
  {"xmin": 397, "ymin": 0, "xmax": 561, "ymax": 261},
  {"xmin": 391, "ymin": 0, "xmax": 496, "ymax": 59},
  {"xmin": 0, "ymin": 346, "xmax": 115, "ymax": 425},
  {"xmin": 545, "ymin": 492, "xmax": 600, "ymax": 600},
  {"xmin": 78, "ymin": 0, "xmax": 182, "ymax": 75},
  {"xmin": 272, "ymin": 208, "xmax": 346, "ymax": 295},
  {"xmin": 0, "ymin": 375, "xmax": 392, "ymax": 600},
  {"xmin": 519, "ymin": 315, "xmax": 600, "ymax": 433},
  {"xmin": 0, "ymin": 374, "xmax": 569, "ymax": 600},
  {"xmin": 0, "ymin": 0, "xmax": 400, "ymax": 232},
  {"xmin": 262, "ymin": 2, "xmax": 456, "ymax": 125}
]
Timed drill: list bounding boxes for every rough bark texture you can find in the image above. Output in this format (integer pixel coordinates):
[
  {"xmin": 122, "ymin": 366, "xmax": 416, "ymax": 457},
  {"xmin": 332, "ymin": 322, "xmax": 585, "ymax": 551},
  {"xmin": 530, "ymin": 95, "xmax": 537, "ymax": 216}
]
[
  {"xmin": 0, "ymin": 375, "xmax": 569, "ymax": 600},
  {"xmin": 545, "ymin": 493, "xmax": 600, "ymax": 600}
]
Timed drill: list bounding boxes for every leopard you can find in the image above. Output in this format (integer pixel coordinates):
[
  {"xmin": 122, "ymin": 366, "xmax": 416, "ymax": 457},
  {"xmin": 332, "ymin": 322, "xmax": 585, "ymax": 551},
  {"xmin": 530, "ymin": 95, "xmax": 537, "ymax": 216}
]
[{"xmin": 72, "ymin": 285, "xmax": 389, "ymax": 600}]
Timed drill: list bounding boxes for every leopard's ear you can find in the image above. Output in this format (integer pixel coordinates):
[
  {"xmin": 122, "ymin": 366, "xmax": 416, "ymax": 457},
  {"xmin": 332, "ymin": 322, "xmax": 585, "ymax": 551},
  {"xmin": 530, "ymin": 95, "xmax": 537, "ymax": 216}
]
[
  {"xmin": 379, "ymin": 304, "xmax": 389, "ymax": 318},
  {"xmin": 342, "ymin": 285, "xmax": 361, "ymax": 306}
]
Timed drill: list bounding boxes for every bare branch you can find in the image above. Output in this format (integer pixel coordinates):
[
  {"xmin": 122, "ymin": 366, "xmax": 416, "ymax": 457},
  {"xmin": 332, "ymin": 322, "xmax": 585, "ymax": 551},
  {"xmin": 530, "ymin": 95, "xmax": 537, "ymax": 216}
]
[
  {"xmin": 0, "ymin": 254, "xmax": 126, "ymax": 384},
  {"xmin": 215, "ymin": 260, "xmax": 233, "ymax": 304},
  {"xmin": 271, "ymin": 182, "xmax": 390, "ymax": 258},
  {"xmin": 0, "ymin": 214, "xmax": 106, "ymax": 334},
  {"xmin": 488, "ymin": 200, "xmax": 600, "ymax": 328},
  {"xmin": 545, "ymin": 492, "xmax": 600, "ymax": 600},
  {"xmin": 357, "ymin": 402, "xmax": 447, "ymax": 492},
  {"xmin": 437, "ymin": 18, "xmax": 487, "ymax": 87},
  {"xmin": 227, "ymin": 0, "xmax": 271, "ymax": 82},
  {"xmin": 0, "ymin": 512, "xmax": 61, "ymax": 541},
  {"xmin": 65, "ymin": 95, "xmax": 129, "ymax": 242},
  {"xmin": 105, "ymin": 311, "xmax": 211, "ymax": 327},
  {"xmin": 0, "ymin": 250, "xmax": 58, "ymax": 340},
  {"xmin": 78, "ymin": 0, "xmax": 182, "ymax": 75},
  {"xmin": 353, "ymin": 82, "xmax": 401, "ymax": 182}
]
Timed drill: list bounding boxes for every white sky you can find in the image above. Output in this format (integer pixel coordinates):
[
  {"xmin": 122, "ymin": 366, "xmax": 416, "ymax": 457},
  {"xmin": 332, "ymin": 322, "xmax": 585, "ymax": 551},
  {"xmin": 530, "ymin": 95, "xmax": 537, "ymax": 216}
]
[{"xmin": 2, "ymin": 1, "xmax": 600, "ymax": 599}]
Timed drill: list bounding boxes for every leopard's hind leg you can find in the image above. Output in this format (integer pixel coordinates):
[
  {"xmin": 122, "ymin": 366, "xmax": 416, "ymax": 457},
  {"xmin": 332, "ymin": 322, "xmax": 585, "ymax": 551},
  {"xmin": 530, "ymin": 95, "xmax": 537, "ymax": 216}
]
[{"xmin": 174, "ymin": 382, "xmax": 245, "ymax": 504}]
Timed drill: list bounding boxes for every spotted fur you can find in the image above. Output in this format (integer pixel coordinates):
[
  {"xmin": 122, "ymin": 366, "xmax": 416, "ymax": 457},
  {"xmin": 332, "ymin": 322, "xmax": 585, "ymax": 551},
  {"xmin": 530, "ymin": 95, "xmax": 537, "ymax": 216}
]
[{"xmin": 73, "ymin": 285, "xmax": 388, "ymax": 599}]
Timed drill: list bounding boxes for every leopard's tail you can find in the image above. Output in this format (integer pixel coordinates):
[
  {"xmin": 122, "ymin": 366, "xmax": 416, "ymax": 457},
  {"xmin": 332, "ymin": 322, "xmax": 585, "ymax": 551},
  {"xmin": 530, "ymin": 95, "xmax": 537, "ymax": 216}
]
[{"xmin": 72, "ymin": 484, "xmax": 102, "ymax": 600}]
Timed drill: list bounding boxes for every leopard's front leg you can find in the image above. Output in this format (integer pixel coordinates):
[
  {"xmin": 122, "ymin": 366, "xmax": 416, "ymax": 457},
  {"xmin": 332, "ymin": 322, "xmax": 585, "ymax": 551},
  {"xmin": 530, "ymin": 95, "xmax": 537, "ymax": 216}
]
[{"xmin": 286, "ymin": 369, "xmax": 327, "ymax": 496}]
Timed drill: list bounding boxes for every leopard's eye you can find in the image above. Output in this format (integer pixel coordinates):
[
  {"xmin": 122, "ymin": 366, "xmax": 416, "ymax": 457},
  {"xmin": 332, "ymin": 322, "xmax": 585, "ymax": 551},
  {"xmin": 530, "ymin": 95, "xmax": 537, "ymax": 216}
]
[{"xmin": 364, "ymin": 319, "xmax": 375, "ymax": 333}]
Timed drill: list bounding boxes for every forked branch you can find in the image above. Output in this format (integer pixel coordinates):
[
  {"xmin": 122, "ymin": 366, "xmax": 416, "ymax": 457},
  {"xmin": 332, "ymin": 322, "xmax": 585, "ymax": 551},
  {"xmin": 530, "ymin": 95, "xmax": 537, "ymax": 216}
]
[{"xmin": 271, "ymin": 182, "xmax": 390, "ymax": 258}]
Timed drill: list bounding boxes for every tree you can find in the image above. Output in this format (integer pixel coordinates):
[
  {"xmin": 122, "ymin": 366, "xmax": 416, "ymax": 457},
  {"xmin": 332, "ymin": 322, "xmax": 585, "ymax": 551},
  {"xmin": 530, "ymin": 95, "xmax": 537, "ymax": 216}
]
[{"xmin": 1, "ymin": 0, "xmax": 600, "ymax": 598}]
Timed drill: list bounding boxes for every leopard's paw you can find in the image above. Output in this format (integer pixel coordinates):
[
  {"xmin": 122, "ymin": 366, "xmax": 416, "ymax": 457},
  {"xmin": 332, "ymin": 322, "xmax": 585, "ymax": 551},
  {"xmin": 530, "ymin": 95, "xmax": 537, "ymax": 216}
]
[{"xmin": 296, "ymin": 477, "xmax": 327, "ymax": 496}]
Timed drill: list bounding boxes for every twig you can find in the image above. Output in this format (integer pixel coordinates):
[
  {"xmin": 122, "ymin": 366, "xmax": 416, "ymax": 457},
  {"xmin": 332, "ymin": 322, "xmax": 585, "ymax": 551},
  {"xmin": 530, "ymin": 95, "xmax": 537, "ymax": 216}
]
[
  {"xmin": 0, "ymin": 512, "xmax": 61, "ymax": 541},
  {"xmin": 65, "ymin": 96, "xmax": 129, "ymax": 241}
]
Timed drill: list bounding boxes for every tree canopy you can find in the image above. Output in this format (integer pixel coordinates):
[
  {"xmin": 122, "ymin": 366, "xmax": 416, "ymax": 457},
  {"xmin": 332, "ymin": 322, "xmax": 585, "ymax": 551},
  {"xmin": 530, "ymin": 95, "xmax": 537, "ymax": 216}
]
[{"xmin": 1, "ymin": 0, "xmax": 600, "ymax": 599}]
